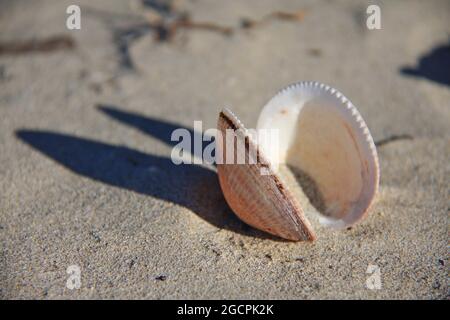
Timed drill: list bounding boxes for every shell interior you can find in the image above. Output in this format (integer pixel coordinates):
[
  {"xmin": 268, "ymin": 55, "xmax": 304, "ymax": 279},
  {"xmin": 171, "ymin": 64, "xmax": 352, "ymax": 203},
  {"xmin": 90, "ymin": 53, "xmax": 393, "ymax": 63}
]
[{"xmin": 256, "ymin": 81, "xmax": 379, "ymax": 229}]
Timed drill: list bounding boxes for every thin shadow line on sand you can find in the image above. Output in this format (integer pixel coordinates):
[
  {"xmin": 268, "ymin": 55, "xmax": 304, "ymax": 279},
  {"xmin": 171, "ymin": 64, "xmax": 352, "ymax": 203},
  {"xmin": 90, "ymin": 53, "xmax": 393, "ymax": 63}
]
[{"xmin": 16, "ymin": 108, "xmax": 280, "ymax": 241}]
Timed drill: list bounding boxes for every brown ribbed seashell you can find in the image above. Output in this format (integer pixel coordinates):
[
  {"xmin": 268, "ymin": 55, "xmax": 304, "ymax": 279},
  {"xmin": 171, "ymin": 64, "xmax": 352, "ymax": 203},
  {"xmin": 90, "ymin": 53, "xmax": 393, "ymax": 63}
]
[{"xmin": 216, "ymin": 82, "xmax": 379, "ymax": 241}]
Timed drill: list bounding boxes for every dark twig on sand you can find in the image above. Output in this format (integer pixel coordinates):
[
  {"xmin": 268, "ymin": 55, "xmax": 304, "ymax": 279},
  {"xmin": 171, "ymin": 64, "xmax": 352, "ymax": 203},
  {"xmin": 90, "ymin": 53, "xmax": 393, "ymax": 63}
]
[
  {"xmin": 0, "ymin": 35, "xmax": 75, "ymax": 56},
  {"xmin": 241, "ymin": 9, "xmax": 307, "ymax": 29}
]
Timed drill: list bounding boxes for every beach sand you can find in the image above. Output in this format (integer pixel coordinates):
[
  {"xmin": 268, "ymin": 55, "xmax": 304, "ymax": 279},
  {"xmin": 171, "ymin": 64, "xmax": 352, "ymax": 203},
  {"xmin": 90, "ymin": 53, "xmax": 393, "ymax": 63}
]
[{"xmin": 0, "ymin": 0, "xmax": 448, "ymax": 299}]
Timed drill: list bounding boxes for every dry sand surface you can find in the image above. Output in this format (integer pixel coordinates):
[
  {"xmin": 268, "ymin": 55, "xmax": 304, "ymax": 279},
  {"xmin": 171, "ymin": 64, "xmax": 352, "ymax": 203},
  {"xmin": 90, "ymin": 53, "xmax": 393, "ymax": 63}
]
[{"xmin": 0, "ymin": 0, "xmax": 449, "ymax": 299}]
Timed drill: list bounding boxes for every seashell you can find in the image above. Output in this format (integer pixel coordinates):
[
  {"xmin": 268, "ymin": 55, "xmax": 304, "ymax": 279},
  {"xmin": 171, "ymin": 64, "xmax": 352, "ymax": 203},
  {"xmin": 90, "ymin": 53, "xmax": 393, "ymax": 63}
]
[{"xmin": 216, "ymin": 81, "xmax": 379, "ymax": 241}]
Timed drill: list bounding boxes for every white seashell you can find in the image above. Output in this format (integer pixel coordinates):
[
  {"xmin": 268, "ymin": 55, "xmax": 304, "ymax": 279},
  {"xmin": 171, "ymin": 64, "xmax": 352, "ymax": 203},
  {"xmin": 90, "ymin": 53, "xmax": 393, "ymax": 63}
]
[{"xmin": 216, "ymin": 81, "xmax": 379, "ymax": 241}]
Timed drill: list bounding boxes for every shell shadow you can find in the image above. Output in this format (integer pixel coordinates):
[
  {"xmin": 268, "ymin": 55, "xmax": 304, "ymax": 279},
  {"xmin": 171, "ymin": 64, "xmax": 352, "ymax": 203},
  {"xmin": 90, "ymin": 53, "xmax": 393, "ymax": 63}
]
[
  {"xmin": 400, "ymin": 41, "xmax": 450, "ymax": 87},
  {"xmin": 15, "ymin": 108, "xmax": 282, "ymax": 241},
  {"xmin": 97, "ymin": 104, "xmax": 212, "ymax": 163},
  {"xmin": 287, "ymin": 166, "xmax": 328, "ymax": 218}
]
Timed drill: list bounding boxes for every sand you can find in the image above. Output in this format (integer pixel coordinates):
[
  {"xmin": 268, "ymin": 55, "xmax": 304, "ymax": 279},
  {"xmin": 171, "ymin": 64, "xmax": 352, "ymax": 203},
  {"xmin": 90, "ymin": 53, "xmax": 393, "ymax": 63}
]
[{"xmin": 0, "ymin": 0, "xmax": 448, "ymax": 299}]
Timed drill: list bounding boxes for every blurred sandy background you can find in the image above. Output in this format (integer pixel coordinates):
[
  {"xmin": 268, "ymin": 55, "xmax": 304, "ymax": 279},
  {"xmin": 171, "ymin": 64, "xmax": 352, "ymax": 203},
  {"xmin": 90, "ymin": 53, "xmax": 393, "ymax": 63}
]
[{"xmin": 0, "ymin": 0, "xmax": 448, "ymax": 299}]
